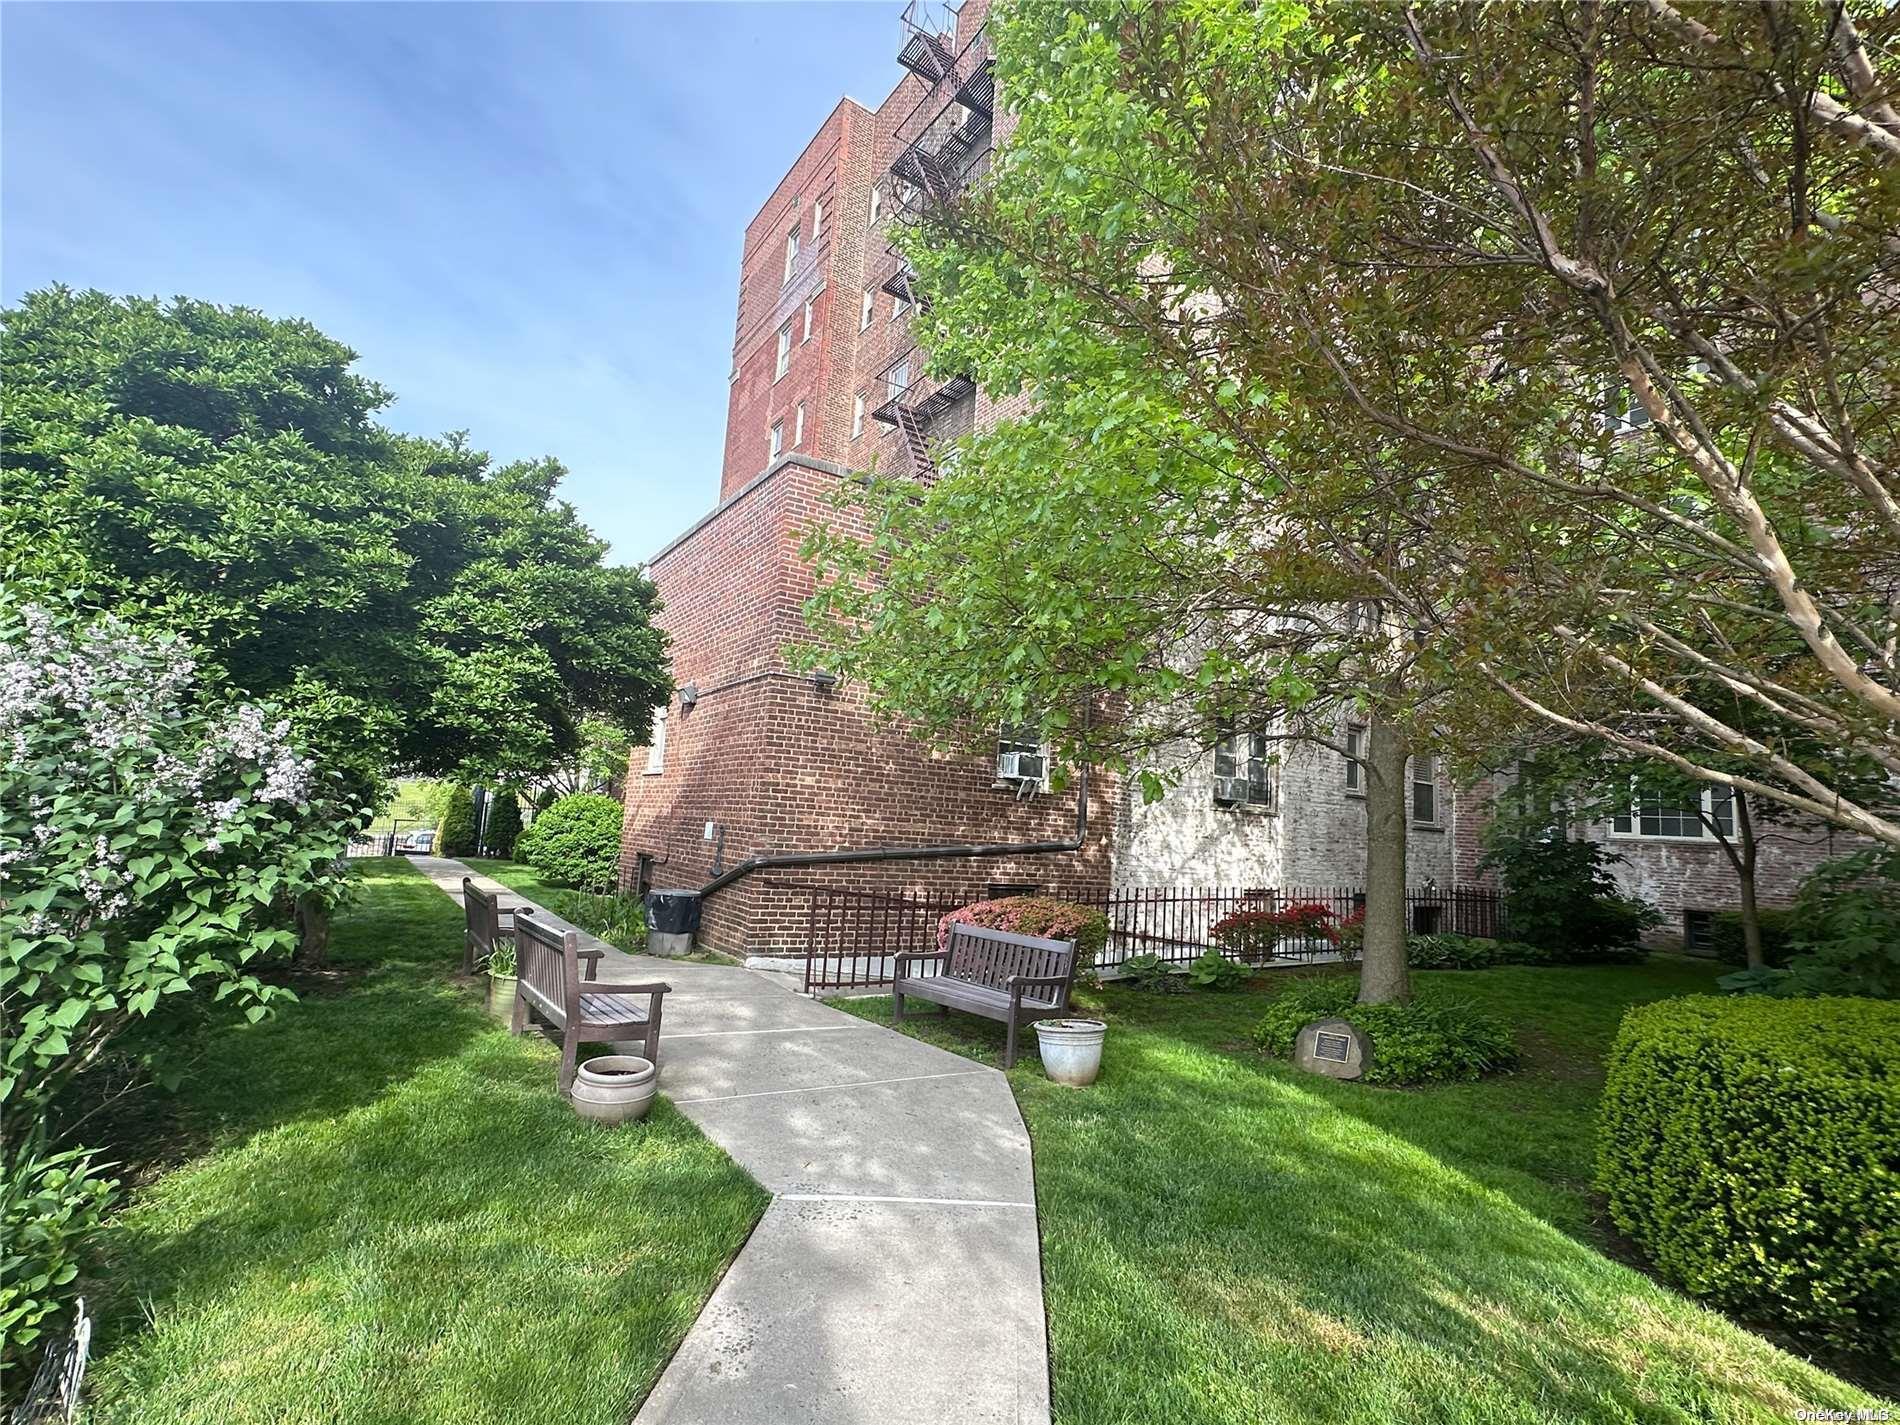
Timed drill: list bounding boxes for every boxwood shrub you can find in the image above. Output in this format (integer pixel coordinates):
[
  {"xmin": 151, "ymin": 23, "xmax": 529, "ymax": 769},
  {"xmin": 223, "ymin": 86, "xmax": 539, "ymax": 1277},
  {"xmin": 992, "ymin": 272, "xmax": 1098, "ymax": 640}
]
[
  {"xmin": 1252, "ymin": 977, "xmax": 1518, "ymax": 1086},
  {"xmin": 515, "ymin": 793, "xmax": 624, "ymax": 892},
  {"xmin": 1598, "ymin": 995, "xmax": 1900, "ymax": 1357}
]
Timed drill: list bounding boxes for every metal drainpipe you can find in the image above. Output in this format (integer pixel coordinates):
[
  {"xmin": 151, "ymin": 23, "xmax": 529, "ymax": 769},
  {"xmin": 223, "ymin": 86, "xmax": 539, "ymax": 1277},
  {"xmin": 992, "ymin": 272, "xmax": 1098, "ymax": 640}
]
[{"xmin": 697, "ymin": 763, "xmax": 1091, "ymax": 900}]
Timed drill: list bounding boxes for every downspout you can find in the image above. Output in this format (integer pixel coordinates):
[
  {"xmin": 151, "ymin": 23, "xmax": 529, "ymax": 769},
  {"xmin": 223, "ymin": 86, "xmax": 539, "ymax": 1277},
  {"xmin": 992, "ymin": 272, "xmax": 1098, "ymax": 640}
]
[{"xmin": 697, "ymin": 763, "xmax": 1091, "ymax": 899}]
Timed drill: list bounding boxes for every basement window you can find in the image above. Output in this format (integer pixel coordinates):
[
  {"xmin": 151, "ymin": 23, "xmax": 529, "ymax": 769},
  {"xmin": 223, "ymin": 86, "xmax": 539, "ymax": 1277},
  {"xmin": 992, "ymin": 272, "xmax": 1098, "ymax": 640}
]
[
  {"xmin": 1212, "ymin": 721, "xmax": 1274, "ymax": 810},
  {"xmin": 1683, "ymin": 909, "xmax": 1714, "ymax": 953}
]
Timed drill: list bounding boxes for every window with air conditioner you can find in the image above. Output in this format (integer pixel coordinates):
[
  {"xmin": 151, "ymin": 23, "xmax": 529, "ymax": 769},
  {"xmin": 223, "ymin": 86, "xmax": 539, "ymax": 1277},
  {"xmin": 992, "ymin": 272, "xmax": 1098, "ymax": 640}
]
[
  {"xmin": 1343, "ymin": 723, "xmax": 1366, "ymax": 793},
  {"xmin": 1613, "ymin": 785, "xmax": 1735, "ymax": 840},
  {"xmin": 1212, "ymin": 721, "xmax": 1274, "ymax": 810},
  {"xmin": 995, "ymin": 725, "xmax": 1046, "ymax": 786},
  {"xmin": 775, "ymin": 323, "xmax": 792, "ymax": 381},
  {"xmin": 1411, "ymin": 753, "xmax": 1439, "ymax": 824}
]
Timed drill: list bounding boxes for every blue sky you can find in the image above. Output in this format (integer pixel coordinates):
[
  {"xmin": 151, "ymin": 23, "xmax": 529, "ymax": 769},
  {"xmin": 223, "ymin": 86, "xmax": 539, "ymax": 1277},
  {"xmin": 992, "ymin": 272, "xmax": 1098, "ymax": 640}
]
[{"xmin": 2, "ymin": 2, "xmax": 902, "ymax": 562}]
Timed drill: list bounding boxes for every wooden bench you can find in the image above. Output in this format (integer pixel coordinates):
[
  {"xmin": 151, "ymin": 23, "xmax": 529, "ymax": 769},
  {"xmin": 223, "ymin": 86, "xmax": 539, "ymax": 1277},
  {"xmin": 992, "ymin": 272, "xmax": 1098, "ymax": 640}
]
[
  {"xmin": 511, "ymin": 908, "xmax": 670, "ymax": 1094},
  {"xmin": 893, "ymin": 923, "xmax": 1079, "ymax": 1069},
  {"xmin": 462, "ymin": 877, "xmax": 529, "ymax": 975}
]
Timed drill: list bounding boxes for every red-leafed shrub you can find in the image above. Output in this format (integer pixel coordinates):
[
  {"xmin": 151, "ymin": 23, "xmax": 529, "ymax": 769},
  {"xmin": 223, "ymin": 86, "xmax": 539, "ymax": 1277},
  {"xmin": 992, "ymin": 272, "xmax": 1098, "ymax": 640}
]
[
  {"xmin": 1332, "ymin": 908, "xmax": 1365, "ymax": 961},
  {"xmin": 1210, "ymin": 902, "xmax": 1339, "ymax": 961},
  {"xmin": 937, "ymin": 896, "xmax": 1108, "ymax": 970}
]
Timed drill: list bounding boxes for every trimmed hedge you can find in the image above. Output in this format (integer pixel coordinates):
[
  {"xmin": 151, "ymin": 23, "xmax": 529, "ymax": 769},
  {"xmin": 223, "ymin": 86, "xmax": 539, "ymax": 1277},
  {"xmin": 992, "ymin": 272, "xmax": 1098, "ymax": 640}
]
[
  {"xmin": 938, "ymin": 896, "xmax": 1108, "ymax": 971},
  {"xmin": 435, "ymin": 784, "xmax": 478, "ymax": 858},
  {"xmin": 1252, "ymin": 977, "xmax": 1518, "ymax": 1086},
  {"xmin": 1598, "ymin": 995, "xmax": 1900, "ymax": 1357},
  {"xmin": 515, "ymin": 793, "xmax": 624, "ymax": 893}
]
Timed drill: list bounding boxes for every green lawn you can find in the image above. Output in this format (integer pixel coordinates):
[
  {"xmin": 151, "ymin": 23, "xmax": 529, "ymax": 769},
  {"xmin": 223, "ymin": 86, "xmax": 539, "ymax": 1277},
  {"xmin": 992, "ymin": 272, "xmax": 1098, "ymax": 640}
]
[
  {"xmin": 82, "ymin": 858, "xmax": 767, "ymax": 1425},
  {"xmin": 833, "ymin": 961, "xmax": 1892, "ymax": 1423}
]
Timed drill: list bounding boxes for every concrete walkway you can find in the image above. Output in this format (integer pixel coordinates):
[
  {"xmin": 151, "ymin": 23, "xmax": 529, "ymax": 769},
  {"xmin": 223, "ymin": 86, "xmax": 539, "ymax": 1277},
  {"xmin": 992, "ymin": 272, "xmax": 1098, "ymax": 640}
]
[{"xmin": 411, "ymin": 857, "xmax": 1052, "ymax": 1425}]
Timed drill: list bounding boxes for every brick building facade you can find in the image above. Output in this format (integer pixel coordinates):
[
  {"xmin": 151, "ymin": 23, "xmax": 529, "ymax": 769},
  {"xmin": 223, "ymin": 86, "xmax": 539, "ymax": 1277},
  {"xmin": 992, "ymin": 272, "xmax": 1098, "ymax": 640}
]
[{"xmin": 623, "ymin": 0, "xmax": 1845, "ymax": 959}]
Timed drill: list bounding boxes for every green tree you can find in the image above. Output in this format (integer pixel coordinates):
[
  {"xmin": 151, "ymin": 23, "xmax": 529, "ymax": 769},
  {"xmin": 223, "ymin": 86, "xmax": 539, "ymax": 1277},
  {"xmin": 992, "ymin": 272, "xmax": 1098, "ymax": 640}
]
[
  {"xmin": 484, "ymin": 788, "xmax": 523, "ymax": 858},
  {"xmin": 1, "ymin": 287, "xmax": 671, "ymax": 804},
  {"xmin": 436, "ymin": 785, "xmax": 478, "ymax": 858}
]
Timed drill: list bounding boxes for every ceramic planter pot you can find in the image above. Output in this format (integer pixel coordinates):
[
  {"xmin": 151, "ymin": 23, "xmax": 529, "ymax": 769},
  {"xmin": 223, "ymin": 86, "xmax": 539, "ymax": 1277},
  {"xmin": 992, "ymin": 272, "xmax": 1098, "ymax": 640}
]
[
  {"xmin": 570, "ymin": 1055, "xmax": 659, "ymax": 1126},
  {"xmin": 486, "ymin": 974, "xmax": 518, "ymax": 1023},
  {"xmin": 1034, "ymin": 1018, "xmax": 1107, "ymax": 1086}
]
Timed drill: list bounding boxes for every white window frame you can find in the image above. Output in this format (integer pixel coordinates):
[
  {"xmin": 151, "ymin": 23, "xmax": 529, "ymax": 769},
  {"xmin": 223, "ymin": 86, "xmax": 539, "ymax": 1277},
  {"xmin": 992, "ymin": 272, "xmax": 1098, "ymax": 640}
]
[
  {"xmin": 769, "ymin": 421, "xmax": 784, "ymax": 461},
  {"xmin": 802, "ymin": 297, "xmax": 815, "ymax": 343},
  {"xmin": 994, "ymin": 724, "xmax": 1049, "ymax": 789},
  {"xmin": 1212, "ymin": 722, "xmax": 1275, "ymax": 811},
  {"xmin": 1343, "ymin": 723, "xmax": 1366, "ymax": 795},
  {"xmin": 794, "ymin": 402, "xmax": 806, "ymax": 447},
  {"xmin": 1612, "ymin": 784, "xmax": 1735, "ymax": 842},
  {"xmin": 783, "ymin": 225, "xmax": 799, "ymax": 283},
  {"xmin": 869, "ymin": 184, "xmax": 882, "ymax": 226},
  {"xmin": 1410, "ymin": 753, "xmax": 1439, "ymax": 825},
  {"xmin": 642, "ymin": 708, "xmax": 667, "ymax": 776},
  {"xmin": 891, "ymin": 289, "xmax": 908, "ymax": 320},
  {"xmin": 886, "ymin": 358, "xmax": 910, "ymax": 404},
  {"xmin": 774, "ymin": 322, "xmax": 792, "ymax": 381},
  {"xmin": 811, "ymin": 197, "xmax": 824, "ymax": 240},
  {"xmin": 852, "ymin": 393, "xmax": 865, "ymax": 439},
  {"xmin": 860, "ymin": 287, "xmax": 874, "ymax": 331}
]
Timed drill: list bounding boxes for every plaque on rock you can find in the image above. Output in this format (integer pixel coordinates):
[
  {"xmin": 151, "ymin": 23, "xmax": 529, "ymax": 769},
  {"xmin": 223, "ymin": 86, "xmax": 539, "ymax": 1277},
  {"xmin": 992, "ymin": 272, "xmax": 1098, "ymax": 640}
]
[{"xmin": 1293, "ymin": 1017, "xmax": 1370, "ymax": 1080}]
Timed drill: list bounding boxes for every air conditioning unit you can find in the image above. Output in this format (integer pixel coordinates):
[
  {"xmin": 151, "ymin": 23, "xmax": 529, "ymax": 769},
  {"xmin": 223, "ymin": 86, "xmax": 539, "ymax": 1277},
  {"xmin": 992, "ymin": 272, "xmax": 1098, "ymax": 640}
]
[
  {"xmin": 1213, "ymin": 775, "xmax": 1249, "ymax": 806},
  {"xmin": 997, "ymin": 750, "xmax": 1045, "ymax": 784}
]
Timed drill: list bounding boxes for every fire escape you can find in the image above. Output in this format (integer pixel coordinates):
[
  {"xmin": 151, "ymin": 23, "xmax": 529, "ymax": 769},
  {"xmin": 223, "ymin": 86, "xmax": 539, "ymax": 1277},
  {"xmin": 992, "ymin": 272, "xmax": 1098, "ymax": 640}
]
[{"xmin": 867, "ymin": 2, "xmax": 995, "ymax": 481}]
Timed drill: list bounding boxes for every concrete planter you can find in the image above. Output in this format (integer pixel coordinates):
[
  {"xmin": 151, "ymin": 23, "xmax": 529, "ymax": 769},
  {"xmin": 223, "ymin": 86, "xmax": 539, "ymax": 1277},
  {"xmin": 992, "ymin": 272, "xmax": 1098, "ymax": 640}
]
[
  {"xmin": 486, "ymin": 974, "xmax": 518, "ymax": 1023},
  {"xmin": 1034, "ymin": 1018, "xmax": 1107, "ymax": 1086},
  {"xmin": 570, "ymin": 1055, "xmax": 659, "ymax": 1126}
]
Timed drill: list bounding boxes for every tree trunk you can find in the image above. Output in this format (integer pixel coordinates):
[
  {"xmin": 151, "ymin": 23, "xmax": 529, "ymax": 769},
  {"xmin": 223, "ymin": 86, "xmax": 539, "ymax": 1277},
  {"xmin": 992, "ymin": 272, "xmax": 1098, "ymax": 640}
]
[
  {"xmin": 1736, "ymin": 791, "xmax": 1764, "ymax": 970},
  {"xmin": 1358, "ymin": 709, "xmax": 1412, "ymax": 1005},
  {"xmin": 296, "ymin": 892, "xmax": 332, "ymax": 968}
]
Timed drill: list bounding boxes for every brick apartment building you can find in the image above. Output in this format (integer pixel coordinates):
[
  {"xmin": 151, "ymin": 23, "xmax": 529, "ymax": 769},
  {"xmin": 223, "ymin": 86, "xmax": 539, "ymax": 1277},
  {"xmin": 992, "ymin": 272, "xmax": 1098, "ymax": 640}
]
[{"xmin": 621, "ymin": 0, "xmax": 1848, "ymax": 960}]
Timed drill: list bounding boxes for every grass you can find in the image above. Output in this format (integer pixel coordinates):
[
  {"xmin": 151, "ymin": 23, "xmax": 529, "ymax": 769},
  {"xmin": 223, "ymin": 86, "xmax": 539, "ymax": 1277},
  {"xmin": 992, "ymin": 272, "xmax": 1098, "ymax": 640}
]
[
  {"xmin": 833, "ymin": 961, "xmax": 1893, "ymax": 1423},
  {"xmin": 81, "ymin": 858, "xmax": 768, "ymax": 1425}
]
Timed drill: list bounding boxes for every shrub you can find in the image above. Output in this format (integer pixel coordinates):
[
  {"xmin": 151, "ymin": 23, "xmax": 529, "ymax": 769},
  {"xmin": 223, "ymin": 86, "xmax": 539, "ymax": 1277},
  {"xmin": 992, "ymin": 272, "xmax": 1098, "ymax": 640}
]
[
  {"xmin": 1483, "ymin": 833, "xmax": 1660, "ymax": 958},
  {"xmin": 483, "ymin": 789, "xmax": 522, "ymax": 859},
  {"xmin": 937, "ymin": 896, "xmax": 1109, "ymax": 971},
  {"xmin": 1332, "ymin": 907, "xmax": 1364, "ymax": 961},
  {"xmin": 1210, "ymin": 901, "xmax": 1337, "ymax": 962},
  {"xmin": 515, "ymin": 793, "xmax": 623, "ymax": 892},
  {"xmin": 1708, "ymin": 908, "xmax": 1802, "ymax": 967},
  {"xmin": 1406, "ymin": 933, "xmax": 1553, "ymax": 970},
  {"xmin": 1252, "ymin": 978, "xmax": 1519, "ymax": 1085},
  {"xmin": 1598, "ymin": 995, "xmax": 1900, "ymax": 1357},
  {"xmin": 1186, "ymin": 949, "xmax": 1249, "ymax": 991},
  {"xmin": 436, "ymin": 785, "xmax": 478, "ymax": 858},
  {"xmin": 541, "ymin": 888, "xmax": 647, "ymax": 950},
  {"xmin": 1781, "ymin": 848, "xmax": 1900, "ymax": 999},
  {"xmin": 1118, "ymin": 953, "xmax": 1188, "ymax": 993},
  {"xmin": 0, "ymin": 1143, "xmax": 115, "ymax": 1393}
]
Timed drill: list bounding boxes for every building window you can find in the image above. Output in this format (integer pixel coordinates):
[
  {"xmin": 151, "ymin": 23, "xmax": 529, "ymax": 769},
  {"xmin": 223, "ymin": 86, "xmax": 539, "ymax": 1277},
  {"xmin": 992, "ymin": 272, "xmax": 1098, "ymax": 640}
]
[
  {"xmin": 643, "ymin": 708, "xmax": 667, "ymax": 776},
  {"xmin": 783, "ymin": 225, "xmax": 799, "ymax": 283},
  {"xmin": 811, "ymin": 197, "xmax": 824, "ymax": 240},
  {"xmin": 802, "ymin": 298, "xmax": 815, "ymax": 343},
  {"xmin": 886, "ymin": 358, "xmax": 910, "ymax": 404},
  {"xmin": 1613, "ymin": 785, "xmax": 1735, "ymax": 840},
  {"xmin": 869, "ymin": 184, "xmax": 882, "ymax": 226},
  {"xmin": 1343, "ymin": 723, "xmax": 1366, "ymax": 794},
  {"xmin": 891, "ymin": 289, "xmax": 909, "ymax": 320},
  {"xmin": 1212, "ymin": 722, "xmax": 1274, "ymax": 810},
  {"xmin": 775, "ymin": 323, "xmax": 792, "ymax": 380},
  {"xmin": 769, "ymin": 421, "xmax": 784, "ymax": 461},
  {"xmin": 794, "ymin": 402, "xmax": 805, "ymax": 447},
  {"xmin": 852, "ymin": 393, "xmax": 865, "ymax": 438},
  {"xmin": 860, "ymin": 287, "xmax": 874, "ymax": 330},
  {"xmin": 995, "ymin": 724, "xmax": 1045, "ymax": 785},
  {"xmin": 1683, "ymin": 909, "xmax": 1715, "ymax": 953},
  {"xmin": 1411, "ymin": 754, "xmax": 1438, "ymax": 824}
]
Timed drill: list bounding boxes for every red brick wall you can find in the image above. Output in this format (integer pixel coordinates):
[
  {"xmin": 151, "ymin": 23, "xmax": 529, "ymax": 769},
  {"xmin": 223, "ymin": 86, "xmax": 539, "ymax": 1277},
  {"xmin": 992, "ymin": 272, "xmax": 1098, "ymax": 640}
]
[{"xmin": 623, "ymin": 459, "xmax": 1115, "ymax": 957}]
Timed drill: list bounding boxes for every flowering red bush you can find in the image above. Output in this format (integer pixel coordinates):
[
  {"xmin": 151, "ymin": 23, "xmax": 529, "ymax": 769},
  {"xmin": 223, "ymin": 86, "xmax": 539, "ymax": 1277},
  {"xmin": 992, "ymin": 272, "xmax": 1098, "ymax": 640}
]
[
  {"xmin": 937, "ymin": 895, "xmax": 1108, "ymax": 967},
  {"xmin": 1332, "ymin": 908, "xmax": 1366, "ymax": 959},
  {"xmin": 1210, "ymin": 902, "xmax": 1338, "ymax": 960}
]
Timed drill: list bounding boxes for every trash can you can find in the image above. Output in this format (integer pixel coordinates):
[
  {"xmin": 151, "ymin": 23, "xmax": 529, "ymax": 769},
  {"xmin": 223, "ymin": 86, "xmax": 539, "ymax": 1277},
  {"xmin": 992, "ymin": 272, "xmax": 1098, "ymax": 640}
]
[{"xmin": 645, "ymin": 889, "xmax": 703, "ymax": 959}]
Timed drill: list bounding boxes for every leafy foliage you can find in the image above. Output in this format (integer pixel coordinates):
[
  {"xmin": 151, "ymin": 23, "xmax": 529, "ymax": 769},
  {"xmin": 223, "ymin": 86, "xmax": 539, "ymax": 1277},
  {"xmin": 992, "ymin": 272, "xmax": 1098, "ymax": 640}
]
[
  {"xmin": 1710, "ymin": 909, "xmax": 1803, "ymax": 968},
  {"xmin": 1185, "ymin": 950, "xmax": 1249, "ymax": 992},
  {"xmin": 482, "ymin": 790, "xmax": 522, "ymax": 859},
  {"xmin": 937, "ymin": 896, "xmax": 1109, "ymax": 971},
  {"xmin": 537, "ymin": 889, "xmax": 647, "ymax": 951},
  {"xmin": 1598, "ymin": 995, "xmax": 1900, "ymax": 1356},
  {"xmin": 435, "ymin": 786, "xmax": 478, "ymax": 859},
  {"xmin": 1253, "ymin": 978, "xmax": 1519, "ymax": 1086},
  {"xmin": 0, "ymin": 1143, "xmax": 115, "ymax": 1392},
  {"xmin": 514, "ymin": 794, "xmax": 624, "ymax": 894},
  {"xmin": 1, "ymin": 287, "xmax": 669, "ymax": 797},
  {"xmin": 484, "ymin": 940, "xmax": 516, "ymax": 979},
  {"xmin": 1118, "ymin": 954, "xmax": 1188, "ymax": 994},
  {"xmin": 1482, "ymin": 832, "xmax": 1658, "ymax": 960},
  {"xmin": 1406, "ymin": 934, "xmax": 1553, "ymax": 971},
  {"xmin": 1209, "ymin": 901, "xmax": 1340, "ymax": 963}
]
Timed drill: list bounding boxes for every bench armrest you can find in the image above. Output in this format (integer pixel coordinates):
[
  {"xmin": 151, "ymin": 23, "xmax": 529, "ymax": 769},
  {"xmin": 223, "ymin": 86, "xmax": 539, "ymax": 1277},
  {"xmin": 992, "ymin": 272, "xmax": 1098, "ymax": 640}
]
[
  {"xmin": 1007, "ymin": 973, "xmax": 1070, "ymax": 990},
  {"xmin": 577, "ymin": 947, "xmax": 605, "ymax": 980},
  {"xmin": 894, "ymin": 950, "xmax": 950, "ymax": 972},
  {"xmin": 583, "ymin": 981, "xmax": 672, "ymax": 996}
]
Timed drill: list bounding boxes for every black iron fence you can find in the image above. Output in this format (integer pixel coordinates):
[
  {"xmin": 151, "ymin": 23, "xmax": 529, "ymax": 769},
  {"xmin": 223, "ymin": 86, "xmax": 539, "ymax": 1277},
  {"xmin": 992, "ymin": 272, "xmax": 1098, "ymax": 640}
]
[{"xmin": 797, "ymin": 882, "xmax": 1504, "ymax": 992}]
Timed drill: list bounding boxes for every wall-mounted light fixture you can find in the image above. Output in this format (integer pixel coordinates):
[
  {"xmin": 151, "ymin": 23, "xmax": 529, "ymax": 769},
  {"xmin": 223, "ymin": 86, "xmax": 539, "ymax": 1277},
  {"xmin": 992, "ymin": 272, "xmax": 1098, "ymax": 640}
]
[
  {"xmin": 809, "ymin": 670, "xmax": 838, "ymax": 692},
  {"xmin": 678, "ymin": 683, "xmax": 699, "ymax": 710}
]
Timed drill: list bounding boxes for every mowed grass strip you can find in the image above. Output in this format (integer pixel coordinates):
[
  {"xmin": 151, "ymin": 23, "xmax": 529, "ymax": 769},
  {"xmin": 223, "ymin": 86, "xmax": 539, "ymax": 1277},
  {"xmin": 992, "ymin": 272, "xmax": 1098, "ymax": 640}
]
[
  {"xmin": 83, "ymin": 859, "xmax": 767, "ymax": 1425},
  {"xmin": 833, "ymin": 962, "xmax": 1889, "ymax": 1423}
]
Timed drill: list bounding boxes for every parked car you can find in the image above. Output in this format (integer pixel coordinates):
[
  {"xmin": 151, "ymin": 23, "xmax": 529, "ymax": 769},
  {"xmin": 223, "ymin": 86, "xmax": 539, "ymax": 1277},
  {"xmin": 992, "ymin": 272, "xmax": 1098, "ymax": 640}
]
[{"xmin": 396, "ymin": 830, "xmax": 436, "ymax": 855}]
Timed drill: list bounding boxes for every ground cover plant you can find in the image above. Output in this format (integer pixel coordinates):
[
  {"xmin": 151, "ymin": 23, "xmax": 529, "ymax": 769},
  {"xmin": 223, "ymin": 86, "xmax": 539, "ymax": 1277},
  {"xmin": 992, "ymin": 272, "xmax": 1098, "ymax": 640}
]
[
  {"xmin": 1251, "ymin": 976, "xmax": 1518, "ymax": 1085},
  {"xmin": 833, "ymin": 961, "xmax": 1893, "ymax": 1418},
  {"xmin": 78, "ymin": 860, "xmax": 765, "ymax": 1425}
]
